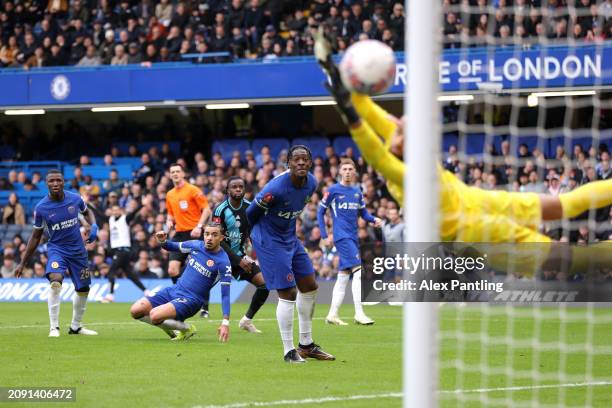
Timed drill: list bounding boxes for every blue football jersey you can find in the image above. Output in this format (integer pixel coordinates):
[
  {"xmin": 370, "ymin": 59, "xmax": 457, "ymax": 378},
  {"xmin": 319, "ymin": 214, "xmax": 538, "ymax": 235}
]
[
  {"xmin": 318, "ymin": 183, "xmax": 374, "ymax": 241},
  {"xmin": 174, "ymin": 240, "xmax": 232, "ymax": 303},
  {"xmin": 33, "ymin": 191, "xmax": 87, "ymax": 253},
  {"xmin": 250, "ymin": 171, "xmax": 317, "ymax": 245}
]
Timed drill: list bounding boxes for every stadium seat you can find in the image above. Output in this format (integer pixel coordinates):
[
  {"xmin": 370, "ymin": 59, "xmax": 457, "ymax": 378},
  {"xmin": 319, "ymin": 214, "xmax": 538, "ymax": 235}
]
[
  {"xmin": 464, "ymin": 133, "xmax": 486, "ymax": 155},
  {"xmin": 212, "ymin": 140, "xmax": 251, "ymax": 163},
  {"xmin": 292, "ymin": 137, "xmax": 330, "ymax": 160},
  {"xmin": 0, "ymin": 224, "xmax": 7, "ymax": 233},
  {"xmin": 63, "ymin": 164, "xmax": 133, "ymax": 180},
  {"xmin": 442, "ymin": 133, "xmax": 459, "ymax": 152},
  {"xmin": 333, "ymin": 136, "xmax": 361, "ymax": 158},
  {"xmin": 6, "ymin": 224, "xmax": 22, "ymax": 234},
  {"xmin": 251, "ymin": 138, "xmax": 290, "ymax": 161}
]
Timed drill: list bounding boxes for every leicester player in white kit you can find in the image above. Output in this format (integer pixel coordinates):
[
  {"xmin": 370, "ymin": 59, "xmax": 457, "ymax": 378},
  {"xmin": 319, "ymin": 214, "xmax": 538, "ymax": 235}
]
[{"xmin": 318, "ymin": 158, "xmax": 382, "ymax": 325}]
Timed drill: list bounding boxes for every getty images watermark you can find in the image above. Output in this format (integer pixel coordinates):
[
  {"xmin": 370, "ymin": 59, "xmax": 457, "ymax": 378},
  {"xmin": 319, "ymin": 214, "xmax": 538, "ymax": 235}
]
[{"xmin": 360, "ymin": 242, "xmax": 612, "ymax": 303}]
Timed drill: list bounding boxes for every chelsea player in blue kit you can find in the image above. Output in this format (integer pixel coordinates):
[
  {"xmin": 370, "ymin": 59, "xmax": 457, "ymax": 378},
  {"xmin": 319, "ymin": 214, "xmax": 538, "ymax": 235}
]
[
  {"xmin": 317, "ymin": 159, "xmax": 383, "ymax": 326},
  {"xmin": 130, "ymin": 222, "xmax": 232, "ymax": 342},
  {"xmin": 15, "ymin": 169, "xmax": 99, "ymax": 338},
  {"xmin": 247, "ymin": 145, "xmax": 335, "ymax": 363}
]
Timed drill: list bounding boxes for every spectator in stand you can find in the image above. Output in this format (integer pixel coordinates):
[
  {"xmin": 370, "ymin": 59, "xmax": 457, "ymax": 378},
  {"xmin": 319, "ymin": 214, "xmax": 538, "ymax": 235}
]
[
  {"xmin": 2, "ymin": 193, "xmax": 26, "ymax": 225},
  {"xmin": 77, "ymin": 45, "xmax": 101, "ymax": 66},
  {"xmin": 111, "ymin": 44, "xmax": 128, "ymax": 65}
]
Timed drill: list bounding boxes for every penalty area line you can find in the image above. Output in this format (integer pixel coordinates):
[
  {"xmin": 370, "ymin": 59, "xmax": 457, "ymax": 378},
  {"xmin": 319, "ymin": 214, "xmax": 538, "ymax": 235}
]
[{"xmin": 194, "ymin": 381, "xmax": 612, "ymax": 408}]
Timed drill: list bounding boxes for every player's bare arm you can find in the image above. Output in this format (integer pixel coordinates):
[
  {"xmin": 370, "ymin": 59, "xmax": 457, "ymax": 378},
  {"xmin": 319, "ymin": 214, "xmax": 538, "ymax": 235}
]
[{"xmin": 15, "ymin": 228, "xmax": 44, "ymax": 278}]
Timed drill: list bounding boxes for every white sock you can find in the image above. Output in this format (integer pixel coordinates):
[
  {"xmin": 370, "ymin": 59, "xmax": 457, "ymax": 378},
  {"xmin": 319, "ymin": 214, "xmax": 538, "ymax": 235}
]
[
  {"xmin": 48, "ymin": 282, "xmax": 61, "ymax": 329},
  {"xmin": 70, "ymin": 292, "xmax": 88, "ymax": 331},
  {"xmin": 352, "ymin": 267, "xmax": 365, "ymax": 317},
  {"xmin": 277, "ymin": 299, "xmax": 295, "ymax": 355},
  {"xmin": 328, "ymin": 273, "xmax": 349, "ymax": 318},
  {"xmin": 159, "ymin": 319, "xmax": 189, "ymax": 331},
  {"xmin": 297, "ymin": 290, "xmax": 317, "ymax": 346}
]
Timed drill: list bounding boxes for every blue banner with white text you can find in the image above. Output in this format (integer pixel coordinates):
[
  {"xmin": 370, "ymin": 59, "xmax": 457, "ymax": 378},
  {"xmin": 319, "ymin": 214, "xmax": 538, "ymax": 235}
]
[
  {"xmin": 0, "ymin": 278, "xmax": 249, "ymax": 303},
  {"xmin": 0, "ymin": 43, "xmax": 609, "ymax": 107}
]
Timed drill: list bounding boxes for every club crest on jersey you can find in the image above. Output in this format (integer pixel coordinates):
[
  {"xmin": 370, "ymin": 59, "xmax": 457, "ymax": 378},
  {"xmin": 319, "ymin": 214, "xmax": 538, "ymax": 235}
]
[
  {"xmin": 51, "ymin": 261, "xmax": 59, "ymax": 269},
  {"xmin": 263, "ymin": 193, "xmax": 274, "ymax": 203},
  {"xmin": 179, "ymin": 200, "xmax": 189, "ymax": 210},
  {"xmin": 68, "ymin": 206, "xmax": 76, "ymax": 214},
  {"xmin": 206, "ymin": 259, "xmax": 215, "ymax": 267}
]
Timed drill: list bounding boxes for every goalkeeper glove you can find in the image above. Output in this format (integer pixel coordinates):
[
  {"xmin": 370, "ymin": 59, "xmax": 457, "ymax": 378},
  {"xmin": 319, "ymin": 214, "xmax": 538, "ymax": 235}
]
[{"xmin": 313, "ymin": 26, "xmax": 360, "ymax": 127}]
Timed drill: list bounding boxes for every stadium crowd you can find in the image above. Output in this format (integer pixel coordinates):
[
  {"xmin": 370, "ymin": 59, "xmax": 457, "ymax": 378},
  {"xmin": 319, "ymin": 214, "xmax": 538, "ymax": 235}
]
[
  {"xmin": 0, "ymin": 143, "xmax": 396, "ymax": 280},
  {"xmin": 1, "ymin": 136, "xmax": 611, "ymax": 281},
  {"xmin": 1, "ymin": 0, "xmax": 610, "ymax": 69}
]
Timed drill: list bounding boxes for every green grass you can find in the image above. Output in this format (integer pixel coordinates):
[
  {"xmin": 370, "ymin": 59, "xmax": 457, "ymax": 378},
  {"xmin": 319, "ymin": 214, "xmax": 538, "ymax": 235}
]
[{"xmin": 1, "ymin": 303, "xmax": 611, "ymax": 408}]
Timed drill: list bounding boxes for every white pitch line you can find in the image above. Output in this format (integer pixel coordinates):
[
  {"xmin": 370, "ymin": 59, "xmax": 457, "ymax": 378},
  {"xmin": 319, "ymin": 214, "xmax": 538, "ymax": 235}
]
[
  {"xmin": 192, "ymin": 392, "xmax": 403, "ymax": 408},
  {"xmin": 440, "ymin": 380, "xmax": 612, "ymax": 394},
  {"xmin": 193, "ymin": 381, "xmax": 612, "ymax": 408}
]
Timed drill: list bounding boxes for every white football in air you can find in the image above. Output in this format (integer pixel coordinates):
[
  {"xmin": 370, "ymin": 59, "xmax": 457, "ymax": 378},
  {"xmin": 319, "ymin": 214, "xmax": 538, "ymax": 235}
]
[{"xmin": 339, "ymin": 40, "xmax": 397, "ymax": 95}]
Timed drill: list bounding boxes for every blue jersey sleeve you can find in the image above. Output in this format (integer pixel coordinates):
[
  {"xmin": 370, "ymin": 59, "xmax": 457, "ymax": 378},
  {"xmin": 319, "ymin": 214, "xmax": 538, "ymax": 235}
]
[
  {"xmin": 247, "ymin": 181, "xmax": 278, "ymax": 225},
  {"xmin": 317, "ymin": 188, "xmax": 334, "ymax": 239},
  {"xmin": 78, "ymin": 195, "xmax": 87, "ymax": 213},
  {"xmin": 219, "ymin": 258, "xmax": 232, "ymax": 317},
  {"xmin": 162, "ymin": 240, "xmax": 200, "ymax": 253},
  {"xmin": 358, "ymin": 192, "xmax": 376, "ymax": 223},
  {"xmin": 33, "ymin": 206, "xmax": 44, "ymax": 229}
]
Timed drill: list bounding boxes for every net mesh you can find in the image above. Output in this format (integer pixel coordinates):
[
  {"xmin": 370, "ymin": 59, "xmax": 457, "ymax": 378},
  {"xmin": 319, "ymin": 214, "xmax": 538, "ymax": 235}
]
[{"xmin": 434, "ymin": 1, "xmax": 612, "ymax": 406}]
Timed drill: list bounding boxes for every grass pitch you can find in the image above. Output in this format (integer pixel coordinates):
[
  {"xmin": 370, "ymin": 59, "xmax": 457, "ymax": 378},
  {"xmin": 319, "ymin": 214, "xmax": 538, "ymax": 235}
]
[{"xmin": 1, "ymin": 302, "xmax": 611, "ymax": 407}]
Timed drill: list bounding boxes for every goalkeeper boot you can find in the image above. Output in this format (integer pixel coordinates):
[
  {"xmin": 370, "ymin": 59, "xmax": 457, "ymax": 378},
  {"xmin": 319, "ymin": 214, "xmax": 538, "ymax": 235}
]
[
  {"xmin": 49, "ymin": 327, "xmax": 60, "ymax": 338},
  {"xmin": 172, "ymin": 324, "xmax": 197, "ymax": 341},
  {"xmin": 325, "ymin": 315, "xmax": 349, "ymax": 326}
]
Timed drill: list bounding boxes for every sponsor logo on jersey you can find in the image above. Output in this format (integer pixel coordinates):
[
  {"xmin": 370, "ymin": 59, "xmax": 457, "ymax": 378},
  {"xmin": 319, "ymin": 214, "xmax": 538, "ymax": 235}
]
[
  {"xmin": 51, "ymin": 262, "xmax": 59, "ymax": 269},
  {"xmin": 206, "ymin": 259, "xmax": 215, "ymax": 267},
  {"xmin": 174, "ymin": 298, "xmax": 188, "ymax": 303}
]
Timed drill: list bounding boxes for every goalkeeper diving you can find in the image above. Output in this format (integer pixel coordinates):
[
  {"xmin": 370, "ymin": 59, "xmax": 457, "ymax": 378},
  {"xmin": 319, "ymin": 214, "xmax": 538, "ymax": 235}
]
[{"xmin": 314, "ymin": 29, "xmax": 611, "ymax": 276}]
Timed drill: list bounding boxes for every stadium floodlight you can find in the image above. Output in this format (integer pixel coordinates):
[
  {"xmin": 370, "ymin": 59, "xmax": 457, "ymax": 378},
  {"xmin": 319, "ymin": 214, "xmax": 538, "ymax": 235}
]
[
  {"xmin": 91, "ymin": 106, "xmax": 146, "ymax": 112},
  {"xmin": 300, "ymin": 100, "xmax": 337, "ymax": 106},
  {"xmin": 4, "ymin": 109, "xmax": 45, "ymax": 115},
  {"xmin": 205, "ymin": 103, "xmax": 250, "ymax": 110},
  {"xmin": 404, "ymin": 0, "xmax": 440, "ymax": 407},
  {"xmin": 437, "ymin": 94, "xmax": 474, "ymax": 102}
]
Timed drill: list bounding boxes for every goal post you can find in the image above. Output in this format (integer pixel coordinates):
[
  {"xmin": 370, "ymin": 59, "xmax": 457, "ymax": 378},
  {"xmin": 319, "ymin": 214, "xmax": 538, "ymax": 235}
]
[{"xmin": 403, "ymin": 0, "xmax": 441, "ymax": 407}]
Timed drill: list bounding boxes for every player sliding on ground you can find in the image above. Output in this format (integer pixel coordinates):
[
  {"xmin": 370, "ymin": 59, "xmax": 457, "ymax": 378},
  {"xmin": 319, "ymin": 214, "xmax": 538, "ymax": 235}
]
[
  {"xmin": 247, "ymin": 145, "xmax": 335, "ymax": 363},
  {"xmin": 129, "ymin": 222, "xmax": 231, "ymax": 342},
  {"xmin": 318, "ymin": 158, "xmax": 383, "ymax": 326},
  {"xmin": 315, "ymin": 31, "xmax": 612, "ymax": 244},
  {"xmin": 210, "ymin": 176, "xmax": 269, "ymax": 333},
  {"xmin": 15, "ymin": 169, "xmax": 99, "ymax": 337}
]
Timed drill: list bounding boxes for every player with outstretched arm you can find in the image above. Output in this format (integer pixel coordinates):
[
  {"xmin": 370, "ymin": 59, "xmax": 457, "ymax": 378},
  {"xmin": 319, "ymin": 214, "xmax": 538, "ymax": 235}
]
[
  {"xmin": 247, "ymin": 145, "xmax": 335, "ymax": 363},
  {"xmin": 129, "ymin": 222, "xmax": 232, "ymax": 342},
  {"xmin": 15, "ymin": 169, "xmax": 99, "ymax": 337}
]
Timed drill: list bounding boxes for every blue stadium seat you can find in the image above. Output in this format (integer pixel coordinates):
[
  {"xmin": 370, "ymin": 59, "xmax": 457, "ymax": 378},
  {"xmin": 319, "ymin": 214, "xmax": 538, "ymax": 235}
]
[
  {"xmin": 517, "ymin": 136, "xmax": 539, "ymax": 155},
  {"xmin": 6, "ymin": 224, "xmax": 22, "ymax": 234},
  {"xmin": 463, "ymin": 133, "xmax": 486, "ymax": 155},
  {"xmin": 212, "ymin": 140, "xmax": 251, "ymax": 163},
  {"xmin": 0, "ymin": 224, "xmax": 7, "ymax": 233},
  {"xmin": 251, "ymin": 138, "xmax": 290, "ymax": 161},
  {"xmin": 333, "ymin": 136, "xmax": 361, "ymax": 158},
  {"xmin": 442, "ymin": 133, "xmax": 459, "ymax": 152},
  {"xmin": 63, "ymin": 164, "xmax": 133, "ymax": 180},
  {"xmin": 113, "ymin": 141, "xmax": 181, "ymax": 155},
  {"xmin": 292, "ymin": 137, "xmax": 330, "ymax": 160}
]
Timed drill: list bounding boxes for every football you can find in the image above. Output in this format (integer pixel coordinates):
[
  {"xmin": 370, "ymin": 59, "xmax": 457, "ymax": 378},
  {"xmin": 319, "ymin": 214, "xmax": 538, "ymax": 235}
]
[{"xmin": 339, "ymin": 40, "xmax": 397, "ymax": 95}]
